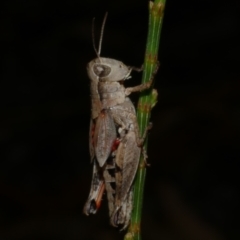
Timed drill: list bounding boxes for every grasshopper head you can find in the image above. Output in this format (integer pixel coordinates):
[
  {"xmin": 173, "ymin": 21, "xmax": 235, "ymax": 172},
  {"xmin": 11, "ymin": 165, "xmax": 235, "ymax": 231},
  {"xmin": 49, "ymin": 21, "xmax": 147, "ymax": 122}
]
[{"xmin": 87, "ymin": 57, "xmax": 132, "ymax": 82}]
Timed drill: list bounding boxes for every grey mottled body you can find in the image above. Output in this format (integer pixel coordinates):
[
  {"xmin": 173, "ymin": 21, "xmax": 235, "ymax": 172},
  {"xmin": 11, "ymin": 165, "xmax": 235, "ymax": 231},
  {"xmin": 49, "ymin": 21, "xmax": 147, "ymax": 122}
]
[
  {"xmin": 84, "ymin": 56, "xmax": 153, "ymax": 230},
  {"xmin": 83, "ymin": 12, "xmax": 156, "ymax": 231}
]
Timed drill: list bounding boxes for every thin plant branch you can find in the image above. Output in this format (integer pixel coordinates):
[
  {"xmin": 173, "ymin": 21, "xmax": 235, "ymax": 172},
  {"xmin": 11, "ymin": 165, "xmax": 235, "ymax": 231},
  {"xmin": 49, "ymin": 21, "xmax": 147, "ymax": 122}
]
[{"xmin": 124, "ymin": 1, "xmax": 166, "ymax": 239}]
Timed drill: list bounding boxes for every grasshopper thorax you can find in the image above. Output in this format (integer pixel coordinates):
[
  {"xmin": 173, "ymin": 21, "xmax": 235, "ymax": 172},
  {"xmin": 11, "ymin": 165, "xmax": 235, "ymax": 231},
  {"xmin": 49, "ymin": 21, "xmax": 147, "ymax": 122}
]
[{"xmin": 87, "ymin": 57, "xmax": 132, "ymax": 82}]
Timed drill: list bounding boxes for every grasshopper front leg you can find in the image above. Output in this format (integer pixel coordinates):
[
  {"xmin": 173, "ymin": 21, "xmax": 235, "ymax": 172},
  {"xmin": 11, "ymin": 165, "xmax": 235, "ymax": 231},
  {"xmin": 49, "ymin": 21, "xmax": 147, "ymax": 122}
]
[{"xmin": 125, "ymin": 62, "xmax": 159, "ymax": 96}]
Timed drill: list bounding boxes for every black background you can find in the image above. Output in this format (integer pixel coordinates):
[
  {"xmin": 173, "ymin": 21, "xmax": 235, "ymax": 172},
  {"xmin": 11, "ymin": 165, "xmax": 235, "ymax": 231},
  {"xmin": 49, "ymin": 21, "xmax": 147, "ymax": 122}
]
[{"xmin": 0, "ymin": 0, "xmax": 239, "ymax": 239}]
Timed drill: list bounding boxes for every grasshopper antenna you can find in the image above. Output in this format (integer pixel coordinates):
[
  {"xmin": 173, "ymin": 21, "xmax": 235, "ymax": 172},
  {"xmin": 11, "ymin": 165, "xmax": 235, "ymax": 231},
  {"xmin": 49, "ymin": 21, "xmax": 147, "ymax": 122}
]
[
  {"xmin": 98, "ymin": 12, "xmax": 108, "ymax": 56},
  {"xmin": 92, "ymin": 17, "xmax": 99, "ymax": 58}
]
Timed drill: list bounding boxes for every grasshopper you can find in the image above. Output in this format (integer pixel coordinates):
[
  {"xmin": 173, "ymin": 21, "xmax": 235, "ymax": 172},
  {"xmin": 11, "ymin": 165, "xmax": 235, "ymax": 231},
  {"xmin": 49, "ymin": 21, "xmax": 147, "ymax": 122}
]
[{"xmin": 83, "ymin": 13, "xmax": 157, "ymax": 230}]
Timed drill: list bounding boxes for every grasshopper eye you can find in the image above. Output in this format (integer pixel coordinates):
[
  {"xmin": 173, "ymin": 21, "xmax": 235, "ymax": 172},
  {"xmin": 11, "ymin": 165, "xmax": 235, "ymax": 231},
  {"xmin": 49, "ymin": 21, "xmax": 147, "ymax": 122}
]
[{"xmin": 94, "ymin": 64, "xmax": 111, "ymax": 77}]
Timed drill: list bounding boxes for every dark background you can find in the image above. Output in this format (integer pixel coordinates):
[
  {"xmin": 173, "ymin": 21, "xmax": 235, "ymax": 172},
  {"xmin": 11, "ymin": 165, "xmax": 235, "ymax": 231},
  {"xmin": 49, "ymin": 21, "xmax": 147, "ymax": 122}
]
[{"xmin": 0, "ymin": 0, "xmax": 239, "ymax": 239}]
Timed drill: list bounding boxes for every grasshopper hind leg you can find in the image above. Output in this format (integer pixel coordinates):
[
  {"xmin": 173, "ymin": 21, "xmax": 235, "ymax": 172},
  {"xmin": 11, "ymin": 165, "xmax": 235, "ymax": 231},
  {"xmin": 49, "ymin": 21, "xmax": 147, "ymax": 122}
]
[
  {"xmin": 111, "ymin": 187, "xmax": 133, "ymax": 231},
  {"xmin": 103, "ymin": 157, "xmax": 116, "ymax": 219},
  {"xmin": 83, "ymin": 160, "xmax": 105, "ymax": 215}
]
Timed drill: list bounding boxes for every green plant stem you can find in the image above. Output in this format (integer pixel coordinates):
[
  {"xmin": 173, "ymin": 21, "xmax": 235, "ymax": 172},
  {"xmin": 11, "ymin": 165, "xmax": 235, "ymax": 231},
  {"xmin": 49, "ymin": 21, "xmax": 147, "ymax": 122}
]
[{"xmin": 124, "ymin": 1, "xmax": 166, "ymax": 239}]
